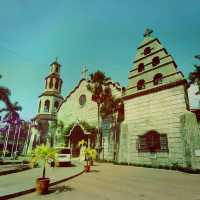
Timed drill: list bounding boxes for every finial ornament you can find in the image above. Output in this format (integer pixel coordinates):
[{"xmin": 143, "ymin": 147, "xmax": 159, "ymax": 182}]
[
  {"xmin": 144, "ymin": 28, "xmax": 153, "ymax": 37},
  {"xmin": 55, "ymin": 57, "xmax": 58, "ymax": 62},
  {"xmin": 81, "ymin": 65, "xmax": 88, "ymax": 80}
]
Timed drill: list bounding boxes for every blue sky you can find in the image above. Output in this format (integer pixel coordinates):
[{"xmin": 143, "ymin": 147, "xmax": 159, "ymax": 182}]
[{"xmin": 0, "ymin": 0, "xmax": 200, "ymax": 120}]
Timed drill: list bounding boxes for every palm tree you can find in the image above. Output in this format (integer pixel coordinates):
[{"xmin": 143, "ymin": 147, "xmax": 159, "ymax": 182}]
[
  {"xmin": 189, "ymin": 55, "xmax": 200, "ymax": 95},
  {"xmin": 87, "ymin": 71, "xmax": 110, "ymax": 153},
  {"xmin": 0, "ymin": 75, "xmax": 22, "ymax": 157},
  {"xmin": 31, "ymin": 144, "xmax": 56, "ymax": 178},
  {"xmin": 100, "ymin": 88, "xmax": 124, "ymax": 161}
]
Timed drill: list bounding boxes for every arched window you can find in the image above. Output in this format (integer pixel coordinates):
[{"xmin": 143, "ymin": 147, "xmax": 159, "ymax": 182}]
[
  {"xmin": 137, "ymin": 130, "xmax": 168, "ymax": 152},
  {"xmin": 153, "ymin": 73, "xmax": 163, "ymax": 85},
  {"xmin": 55, "ymin": 66, "xmax": 59, "ymax": 73},
  {"xmin": 49, "ymin": 78, "xmax": 53, "ymax": 89},
  {"xmin": 144, "ymin": 47, "xmax": 151, "ymax": 55},
  {"xmin": 137, "ymin": 79, "xmax": 145, "ymax": 90},
  {"xmin": 54, "ymin": 101, "xmax": 59, "ymax": 110},
  {"xmin": 55, "ymin": 79, "xmax": 59, "ymax": 89},
  {"xmin": 138, "ymin": 63, "xmax": 144, "ymax": 72},
  {"xmin": 152, "ymin": 56, "xmax": 160, "ymax": 66},
  {"xmin": 44, "ymin": 100, "xmax": 50, "ymax": 112},
  {"xmin": 38, "ymin": 100, "xmax": 41, "ymax": 112}
]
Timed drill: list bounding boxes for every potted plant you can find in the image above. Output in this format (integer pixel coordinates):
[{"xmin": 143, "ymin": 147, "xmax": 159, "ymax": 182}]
[
  {"xmin": 84, "ymin": 148, "xmax": 96, "ymax": 171},
  {"xmin": 31, "ymin": 144, "xmax": 56, "ymax": 194},
  {"xmin": 84, "ymin": 148, "xmax": 91, "ymax": 172}
]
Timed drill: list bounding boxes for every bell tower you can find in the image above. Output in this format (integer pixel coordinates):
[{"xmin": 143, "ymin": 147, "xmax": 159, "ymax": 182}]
[
  {"xmin": 33, "ymin": 58, "xmax": 63, "ymax": 126},
  {"xmin": 37, "ymin": 58, "xmax": 64, "ymax": 120},
  {"xmin": 29, "ymin": 59, "xmax": 64, "ymax": 148}
]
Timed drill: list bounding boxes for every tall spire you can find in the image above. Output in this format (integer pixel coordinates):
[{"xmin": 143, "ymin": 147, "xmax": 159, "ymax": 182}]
[{"xmin": 126, "ymin": 30, "xmax": 184, "ymax": 96}]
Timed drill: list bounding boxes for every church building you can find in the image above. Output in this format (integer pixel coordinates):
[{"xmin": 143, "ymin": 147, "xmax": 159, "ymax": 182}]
[{"xmin": 29, "ymin": 30, "xmax": 200, "ymax": 169}]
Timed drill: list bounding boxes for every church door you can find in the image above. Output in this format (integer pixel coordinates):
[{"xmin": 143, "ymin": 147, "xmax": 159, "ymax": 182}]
[{"xmin": 69, "ymin": 125, "xmax": 87, "ymax": 157}]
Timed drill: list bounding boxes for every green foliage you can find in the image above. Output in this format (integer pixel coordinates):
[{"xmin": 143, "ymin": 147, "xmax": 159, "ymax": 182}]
[
  {"xmin": 84, "ymin": 148, "xmax": 97, "ymax": 164},
  {"xmin": 0, "ymin": 74, "xmax": 22, "ymax": 113},
  {"xmin": 64, "ymin": 123, "xmax": 75, "ymax": 136},
  {"xmin": 64, "ymin": 121, "xmax": 97, "ymax": 136},
  {"xmin": 31, "ymin": 144, "xmax": 56, "ymax": 178},
  {"xmin": 87, "ymin": 70, "xmax": 124, "ymax": 122},
  {"xmin": 90, "ymin": 70, "xmax": 110, "ymax": 84},
  {"xmin": 188, "ymin": 55, "xmax": 200, "ymax": 94}
]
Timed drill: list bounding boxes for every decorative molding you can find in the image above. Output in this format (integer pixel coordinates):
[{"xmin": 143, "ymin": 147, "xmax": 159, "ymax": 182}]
[
  {"xmin": 39, "ymin": 91, "xmax": 64, "ymax": 99},
  {"xmin": 68, "ymin": 123, "xmax": 92, "ymax": 137},
  {"xmin": 133, "ymin": 48, "xmax": 168, "ymax": 64},
  {"xmin": 129, "ymin": 55, "xmax": 171, "ymax": 73},
  {"xmin": 32, "ymin": 113, "xmax": 57, "ymax": 121},
  {"xmin": 127, "ymin": 71, "xmax": 184, "ymax": 90},
  {"xmin": 123, "ymin": 79, "xmax": 188, "ymax": 101},
  {"xmin": 128, "ymin": 61, "xmax": 179, "ymax": 80},
  {"xmin": 45, "ymin": 73, "xmax": 62, "ymax": 81},
  {"xmin": 137, "ymin": 38, "xmax": 161, "ymax": 50}
]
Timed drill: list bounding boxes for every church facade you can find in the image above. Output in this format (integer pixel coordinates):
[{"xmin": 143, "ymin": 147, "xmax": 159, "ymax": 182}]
[{"xmin": 30, "ymin": 30, "xmax": 200, "ymax": 169}]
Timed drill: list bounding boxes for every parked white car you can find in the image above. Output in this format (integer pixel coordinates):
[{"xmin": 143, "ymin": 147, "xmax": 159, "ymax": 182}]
[{"xmin": 55, "ymin": 147, "xmax": 71, "ymax": 167}]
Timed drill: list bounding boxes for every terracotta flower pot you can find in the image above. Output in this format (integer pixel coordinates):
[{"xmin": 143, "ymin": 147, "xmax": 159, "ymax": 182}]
[
  {"xmin": 84, "ymin": 165, "xmax": 90, "ymax": 172},
  {"xmin": 36, "ymin": 178, "xmax": 50, "ymax": 194}
]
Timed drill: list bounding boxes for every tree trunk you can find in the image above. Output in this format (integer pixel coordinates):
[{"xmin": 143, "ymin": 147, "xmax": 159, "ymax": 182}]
[
  {"xmin": 43, "ymin": 165, "xmax": 46, "ymax": 178},
  {"xmin": 97, "ymin": 103, "xmax": 100, "ymax": 146},
  {"xmin": 97, "ymin": 103, "xmax": 100, "ymax": 160}
]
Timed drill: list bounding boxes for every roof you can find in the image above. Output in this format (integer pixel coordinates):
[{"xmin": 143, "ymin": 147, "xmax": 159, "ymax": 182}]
[
  {"xmin": 39, "ymin": 91, "xmax": 64, "ymax": 100},
  {"xmin": 50, "ymin": 61, "xmax": 61, "ymax": 66},
  {"xmin": 31, "ymin": 113, "xmax": 57, "ymax": 121},
  {"xmin": 57, "ymin": 78, "xmax": 124, "ymax": 112},
  {"xmin": 191, "ymin": 109, "xmax": 200, "ymax": 121}
]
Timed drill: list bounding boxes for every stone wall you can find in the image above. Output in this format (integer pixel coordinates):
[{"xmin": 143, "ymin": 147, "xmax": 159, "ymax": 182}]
[
  {"xmin": 57, "ymin": 80, "xmax": 98, "ymax": 128},
  {"xmin": 120, "ymin": 85, "xmax": 188, "ymax": 167}
]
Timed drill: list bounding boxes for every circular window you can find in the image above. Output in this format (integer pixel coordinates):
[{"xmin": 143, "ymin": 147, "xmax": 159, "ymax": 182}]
[
  {"xmin": 144, "ymin": 47, "xmax": 151, "ymax": 55},
  {"xmin": 79, "ymin": 94, "xmax": 86, "ymax": 106}
]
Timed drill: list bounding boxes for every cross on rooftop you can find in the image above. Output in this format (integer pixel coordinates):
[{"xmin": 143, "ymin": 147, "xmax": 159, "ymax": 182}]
[
  {"xmin": 195, "ymin": 55, "xmax": 200, "ymax": 60},
  {"xmin": 81, "ymin": 65, "xmax": 88, "ymax": 80},
  {"xmin": 144, "ymin": 29, "xmax": 153, "ymax": 37}
]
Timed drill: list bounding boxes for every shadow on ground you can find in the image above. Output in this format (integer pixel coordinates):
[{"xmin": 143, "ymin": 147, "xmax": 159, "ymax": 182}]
[
  {"xmin": 48, "ymin": 185, "xmax": 75, "ymax": 194},
  {"xmin": 89, "ymin": 169, "xmax": 100, "ymax": 173}
]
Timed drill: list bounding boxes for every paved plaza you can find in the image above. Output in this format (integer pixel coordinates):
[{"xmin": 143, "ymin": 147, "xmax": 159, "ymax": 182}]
[
  {"xmin": 12, "ymin": 163, "xmax": 200, "ymax": 200},
  {"xmin": 0, "ymin": 160, "xmax": 83, "ymax": 199}
]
